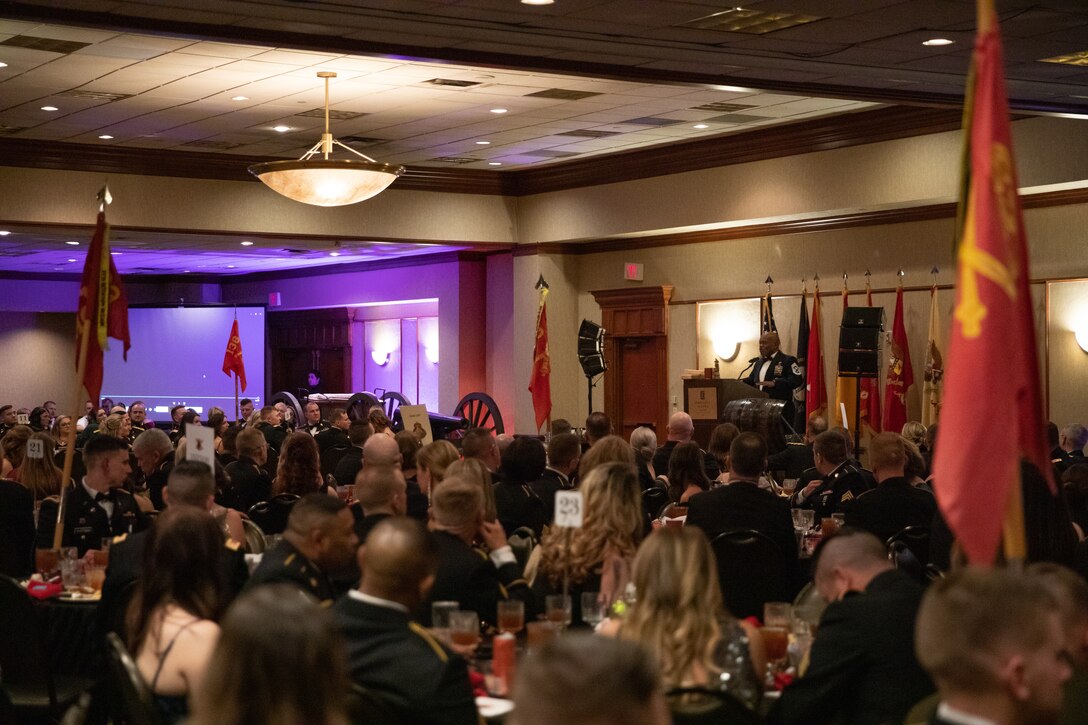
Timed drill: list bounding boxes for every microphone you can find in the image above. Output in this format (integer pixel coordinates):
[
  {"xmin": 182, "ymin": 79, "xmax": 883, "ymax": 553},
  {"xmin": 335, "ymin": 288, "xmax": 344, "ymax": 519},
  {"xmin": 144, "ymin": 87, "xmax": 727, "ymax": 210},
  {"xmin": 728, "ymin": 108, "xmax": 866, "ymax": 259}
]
[
  {"xmin": 747, "ymin": 356, "xmax": 760, "ymax": 363},
  {"xmin": 738, "ymin": 357, "xmax": 759, "ymax": 380}
]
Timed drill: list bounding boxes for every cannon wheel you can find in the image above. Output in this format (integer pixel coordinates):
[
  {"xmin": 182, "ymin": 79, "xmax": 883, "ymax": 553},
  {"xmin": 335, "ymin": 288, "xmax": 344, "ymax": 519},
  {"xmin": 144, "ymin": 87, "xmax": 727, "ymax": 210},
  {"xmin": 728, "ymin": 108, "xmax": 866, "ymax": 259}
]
[
  {"xmin": 345, "ymin": 392, "xmax": 381, "ymax": 422},
  {"xmin": 269, "ymin": 391, "xmax": 304, "ymax": 428},
  {"xmin": 379, "ymin": 391, "xmax": 412, "ymax": 430},
  {"xmin": 452, "ymin": 392, "xmax": 504, "ymax": 435}
]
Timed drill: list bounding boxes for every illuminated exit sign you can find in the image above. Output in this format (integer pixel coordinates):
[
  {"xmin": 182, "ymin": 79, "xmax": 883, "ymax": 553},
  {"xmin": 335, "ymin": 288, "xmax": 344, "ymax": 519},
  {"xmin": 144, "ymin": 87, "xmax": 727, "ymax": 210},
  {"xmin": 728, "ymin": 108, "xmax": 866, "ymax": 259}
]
[{"xmin": 624, "ymin": 262, "xmax": 644, "ymax": 281}]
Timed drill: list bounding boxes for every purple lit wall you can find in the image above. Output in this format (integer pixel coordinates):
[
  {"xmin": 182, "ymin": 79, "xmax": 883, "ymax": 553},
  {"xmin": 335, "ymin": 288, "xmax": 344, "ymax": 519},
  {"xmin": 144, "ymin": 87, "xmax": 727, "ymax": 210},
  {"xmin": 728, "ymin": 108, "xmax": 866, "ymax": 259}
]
[{"xmin": 100, "ymin": 306, "xmax": 266, "ymax": 421}]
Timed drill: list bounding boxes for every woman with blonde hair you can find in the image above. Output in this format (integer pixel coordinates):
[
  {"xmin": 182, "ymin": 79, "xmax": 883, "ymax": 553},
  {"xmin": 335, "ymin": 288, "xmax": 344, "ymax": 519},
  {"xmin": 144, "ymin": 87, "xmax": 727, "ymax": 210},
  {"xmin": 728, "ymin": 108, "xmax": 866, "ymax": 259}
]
[
  {"xmin": 51, "ymin": 415, "xmax": 74, "ymax": 451},
  {"xmin": 1, "ymin": 425, "xmax": 31, "ymax": 479},
  {"xmin": 613, "ymin": 526, "xmax": 765, "ymax": 711},
  {"xmin": 417, "ymin": 439, "xmax": 459, "ymax": 497},
  {"xmin": 534, "ymin": 461, "xmax": 642, "ymax": 623},
  {"xmin": 578, "ymin": 434, "xmax": 636, "ymax": 479},
  {"xmin": 901, "ymin": 421, "xmax": 927, "ymax": 452},
  {"xmin": 101, "ymin": 412, "xmax": 132, "ymax": 441},
  {"xmin": 19, "ymin": 432, "xmax": 64, "ymax": 499}
]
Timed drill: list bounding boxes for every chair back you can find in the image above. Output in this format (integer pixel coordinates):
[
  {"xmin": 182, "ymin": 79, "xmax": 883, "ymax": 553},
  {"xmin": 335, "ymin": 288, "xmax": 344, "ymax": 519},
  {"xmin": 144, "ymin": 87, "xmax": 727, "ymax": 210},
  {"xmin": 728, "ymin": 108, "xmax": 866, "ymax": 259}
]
[
  {"xmin": 320, "ymin": 445, "xmax": 351, "ymax": 479},
  {"xmin": 345, "ymin": 682, "xmax": 406, "ymax": 725},
  {"xmin": 0, "ymin": 574, "xmax": 57, "ymax": 706},
  {"xmin": 709, "ymin": 530, "xmax": 791, "ymax": 620},
  {"xmin": 641, "ymin": 486, "xmax": 670, "ymax": 521},
  {"xmin": 262, "ymin": 446, "xmax": 279, "ymax": 478},
  {"xmin": 242, "ymin": 517, "xmax": 267, "ymax": 554},
  {"xmin": 104, "ymin": 632, "xmax": 162, "ymax": 725},
  {"xmin": 665, "ymin": 687, "xmax": 763, "ymax": 725},
  {"xmin": 246, "ymin": 494, "xmax": 299, "ymax": 535},
  {"xmin": 888, "ymin": 540, "xmax": 926, "ymax": 582},
  {"xmin": 886, "ymin": 525, "xmax": 930, "ymax": 567}
]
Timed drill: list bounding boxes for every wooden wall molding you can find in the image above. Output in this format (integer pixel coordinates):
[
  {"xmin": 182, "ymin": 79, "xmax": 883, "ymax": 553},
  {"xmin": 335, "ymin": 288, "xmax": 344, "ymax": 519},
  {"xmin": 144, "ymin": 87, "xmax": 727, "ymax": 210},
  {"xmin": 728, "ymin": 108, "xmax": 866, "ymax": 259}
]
[{"xmin": 0, "ymin": 106, "xmax": 962, "ymax": 197}]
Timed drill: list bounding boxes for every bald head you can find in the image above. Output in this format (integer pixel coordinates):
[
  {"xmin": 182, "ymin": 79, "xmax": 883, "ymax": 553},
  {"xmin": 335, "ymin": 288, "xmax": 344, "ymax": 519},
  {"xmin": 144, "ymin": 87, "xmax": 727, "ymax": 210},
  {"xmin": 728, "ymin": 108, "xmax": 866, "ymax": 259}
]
[
  {"xmin": 363, "ymin": 434, "xmax": 402, "ymax": 468},
  {"xmin": 666, "ymin": 412, "xmax": 694, "ymax": 443},
  {"xmin": 354, "ymin": 464, "xmax": 407, "ymax": 515},
  {"xmin": 358, "ymin": 518, "xmax": 438, "ymax": 607},
  {"xmin": 431, "ymin": 476, "xmax": 484, "ymax": 533},
  {"xmin": 758, "ymin": 331, "xmax": 781, "ymax": 359}
]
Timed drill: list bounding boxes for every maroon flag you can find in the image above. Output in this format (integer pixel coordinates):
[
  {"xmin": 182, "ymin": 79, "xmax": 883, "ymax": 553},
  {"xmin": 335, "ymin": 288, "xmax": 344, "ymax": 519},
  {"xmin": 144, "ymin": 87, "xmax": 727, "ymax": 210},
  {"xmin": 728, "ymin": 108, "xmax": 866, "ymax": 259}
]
[
  {"xmin": 76, "ymin": 208, "xmax": 129, "ymax": 405},
  {"xmin": 881, "ymin": 285, "xmax": 913, "ymax": 433},
  {"xmin": 528, "ymin": 288, "xmax": 551, "ymax": 431},
  {"xmin": 222, "ymin": 318, "xmax": 247, "ymax": 392}
]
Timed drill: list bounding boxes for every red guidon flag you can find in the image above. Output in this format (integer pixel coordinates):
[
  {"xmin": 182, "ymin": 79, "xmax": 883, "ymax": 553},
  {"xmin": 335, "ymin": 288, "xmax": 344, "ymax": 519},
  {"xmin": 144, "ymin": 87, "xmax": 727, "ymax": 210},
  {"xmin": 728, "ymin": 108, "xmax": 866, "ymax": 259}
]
[
  {"xmin": 933, "ymin": 0, "xmax": 1052, "ymax": 565},
  {"xmin": 77, "ymin": 203, "xmax": 129, "ymax": 405},
  {"xmin": 881, "ymin": 285, "xmax": 913, "ymax": 434},
  {"xmin": 222, "ymin": 318, "xmax": 247, "ymax": 392},
  {"xmin": 804, "ymin": 280, "xmax": 827, "ymax": 420},
  {"xmin": 528, "ymin": 287, "xmax": 551, "ymax": 431}
]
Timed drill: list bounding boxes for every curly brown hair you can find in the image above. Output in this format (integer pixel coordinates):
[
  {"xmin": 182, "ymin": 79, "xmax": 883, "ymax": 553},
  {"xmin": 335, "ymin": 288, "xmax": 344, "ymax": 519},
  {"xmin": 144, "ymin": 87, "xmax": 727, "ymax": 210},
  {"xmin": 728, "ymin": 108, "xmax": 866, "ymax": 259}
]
[{"xmin": 273, "ymin": 432, "xmax": 323, "ymax": 496}]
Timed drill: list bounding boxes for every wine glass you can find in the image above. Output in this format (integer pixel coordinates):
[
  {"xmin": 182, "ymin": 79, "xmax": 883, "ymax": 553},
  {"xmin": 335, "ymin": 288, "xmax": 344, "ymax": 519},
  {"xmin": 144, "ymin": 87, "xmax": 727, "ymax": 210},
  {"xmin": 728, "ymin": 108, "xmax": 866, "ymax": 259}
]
[
  {"xmin": 581, "ymin": 592, "xmax": 606, "ymax": 628},
  {"xmin": 763, "ymin": 602, "xmax": 792, "ymax": 674},
  {"xmin": 497, "ymin": 600, "xmax": 525, "ymax": 634},
  {"xmin": 545, "ymin": 594, "xmax": 572, "ymax": 630}
]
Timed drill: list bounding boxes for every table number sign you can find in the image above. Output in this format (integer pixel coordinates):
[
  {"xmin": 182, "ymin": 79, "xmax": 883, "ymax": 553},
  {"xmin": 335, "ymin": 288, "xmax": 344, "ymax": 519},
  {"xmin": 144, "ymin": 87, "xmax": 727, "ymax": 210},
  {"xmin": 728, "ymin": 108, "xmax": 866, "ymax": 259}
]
[{"xmin": 555, "ymin": 490, "xmax": 583, "ymax": 528}]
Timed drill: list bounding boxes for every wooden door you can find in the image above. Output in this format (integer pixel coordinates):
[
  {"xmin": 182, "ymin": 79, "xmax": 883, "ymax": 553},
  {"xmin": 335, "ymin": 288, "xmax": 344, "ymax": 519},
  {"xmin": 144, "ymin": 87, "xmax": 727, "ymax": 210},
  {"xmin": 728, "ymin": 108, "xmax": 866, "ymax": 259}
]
[{"xmin": 592, "ymin": 286, "xmax": 673, "ymax": 445}]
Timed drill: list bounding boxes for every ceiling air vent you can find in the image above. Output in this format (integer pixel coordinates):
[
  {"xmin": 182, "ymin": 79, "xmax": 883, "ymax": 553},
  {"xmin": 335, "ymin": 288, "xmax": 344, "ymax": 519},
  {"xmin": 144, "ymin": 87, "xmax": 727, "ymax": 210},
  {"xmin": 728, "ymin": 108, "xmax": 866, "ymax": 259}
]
[
  {"xmin": 0, "ymin": 35, "xmax": 91, "ymax": 54},
  {"xmin": 58, "ymin": 90, "xmax": 133, "ymax": 102},
  {"xmin": 296, "ymin": 108, "xmax": 369, "ymax": 120},
  {"xmin": 182, "ymin": 139, "xmax": 244, "ymax": 150},
  {"xmin": 622, "ymin": 117, "xmax": 683, "ymax": 127},
  {"xmin": 428, "ymin": 157, "xmax": 478, "ymax": 164},
  {"xmin": 558, "ymin": 129, "xmax": 621, "ymax": 138},
  {"xmin": 679, "ymin": 8, "xmax": 824, "ymax": 34},
  {"xmin": 704, "ymin": 113, "xmax": 767, "ymax": 124},
  {"xmin": 691, "ymin": 101, "xmax": 756, "ymax": 113},
  {"xmin": 524, "ymin": 88, "xmax": 602, "ymax": 101},
  {"xmin": 424, "ymin": 78, "xmax": 482, "ymax": 88},
  {"xmin": 340, "ymin": 135, "xmax": 385, "ymax": 145},
  {"xmin": 281, "ymin": 248, "xmax": 314, "ymax": 255}
]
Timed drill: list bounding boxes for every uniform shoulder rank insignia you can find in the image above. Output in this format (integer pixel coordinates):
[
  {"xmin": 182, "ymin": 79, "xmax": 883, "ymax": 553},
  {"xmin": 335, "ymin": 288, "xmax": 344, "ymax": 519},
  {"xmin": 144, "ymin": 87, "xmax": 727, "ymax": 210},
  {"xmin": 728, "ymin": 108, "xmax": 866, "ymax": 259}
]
[
  {"xmin": 792, "ymin": 362, "xmax": 802, "ymax": 375},
  {"xmin": 284, "ymin": 553, "xmax": 296, "ymax": 566},
  {"xmin": 112, "ymin": 533, "xmax": 128, "ymax": 544},
  {"xmin": 224, "ymin": 539, "xmax": 240, "ymax": 551},
  {"xmin": 409, "ymin": 622, "xmax": 450, "ymax": 662},
  {"xmin": 774, "ymin": 363, "xmax": 783, "ymax": 376},
  {"xmin": 841, "ymin": 490, "xmax": 855, "ymax": 503}
]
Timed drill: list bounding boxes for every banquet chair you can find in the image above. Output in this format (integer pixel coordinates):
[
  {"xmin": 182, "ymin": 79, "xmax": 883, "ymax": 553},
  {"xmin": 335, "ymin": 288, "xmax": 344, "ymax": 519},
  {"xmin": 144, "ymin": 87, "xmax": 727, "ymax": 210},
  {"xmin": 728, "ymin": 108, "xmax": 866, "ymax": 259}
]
[
  {"xmin": 345, "ymin": 682, "xmax": 406, "ymax": 725},
  {"xmin": 320, "ymin": 445, "xmax": 351, "ymax": 479},
  {"xmin": 0, "ymin": 575, "xmax": 94, "ymax": 719},
  {"xmin": 709, "ymin": 530, "xmax": 792, "ymax": 620},
  {"xmin": 105, "ymin": 632, "xmax": 163, "ymax": 725},
  {"xmin": 886, "ymin": 525, "xmax": 930, "ymax": 567},
  {"xmin": 641, "ymin": 486, "xmax": 669, "ymax": 522},
  {"xmin": 665, "ymin": 686, "xmax": 763, "ymax": 725},
  {"xmin": 247, "ymin": 493, "xmax": 300, "ymax": 535},
  {"xmin": 242, "ymin": 517, "xmax": 267, "ymax": 554}
]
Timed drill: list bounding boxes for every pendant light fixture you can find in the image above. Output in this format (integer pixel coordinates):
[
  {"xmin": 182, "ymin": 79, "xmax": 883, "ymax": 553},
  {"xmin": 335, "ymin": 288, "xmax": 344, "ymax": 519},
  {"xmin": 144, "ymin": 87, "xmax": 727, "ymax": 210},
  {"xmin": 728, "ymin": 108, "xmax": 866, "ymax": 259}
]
[{"xmin": 248, "ymin": 71, "xmax": 405, "ymax": 207}]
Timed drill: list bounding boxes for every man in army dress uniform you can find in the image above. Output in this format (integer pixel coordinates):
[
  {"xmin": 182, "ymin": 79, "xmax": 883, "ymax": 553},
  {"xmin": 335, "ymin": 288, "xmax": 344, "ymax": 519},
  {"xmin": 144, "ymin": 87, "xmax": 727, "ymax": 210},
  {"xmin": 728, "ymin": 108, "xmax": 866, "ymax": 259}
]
[
  {"xmin": 126, "ymin": 400, "xmax": 149, "ymax": 442},
  {"xmin": 746, "ymin": 331, "xmax": 804, "ymax": 425},
  {"xmin": 36, "ymin": 435, "xmax": 148, "ymax": 555},
  {"xmin": 334, "ymin": 517, "xmax": 479, "ymax": 725},
  {"xmin": 247, "ymin": 493, "xmax": 358, "ymax": 605},
  {"xmin": 302, "ymin": 401, "xmax": 330, "ymax": 437},
  {"xmin": 792, "ymin": 430, "xmax": 874, "ymax": 521}
]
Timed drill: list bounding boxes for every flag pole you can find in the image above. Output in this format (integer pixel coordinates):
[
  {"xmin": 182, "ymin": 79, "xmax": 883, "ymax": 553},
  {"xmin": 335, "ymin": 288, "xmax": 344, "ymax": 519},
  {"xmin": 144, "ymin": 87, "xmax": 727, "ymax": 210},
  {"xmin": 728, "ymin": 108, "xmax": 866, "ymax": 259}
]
[
  {"xmin": 233, "ymin": 307, "xmax": 240, "ymax": 424},
  {"xmin": 54, "ymin": 318, "xmax": 92, "ymax": 550}
]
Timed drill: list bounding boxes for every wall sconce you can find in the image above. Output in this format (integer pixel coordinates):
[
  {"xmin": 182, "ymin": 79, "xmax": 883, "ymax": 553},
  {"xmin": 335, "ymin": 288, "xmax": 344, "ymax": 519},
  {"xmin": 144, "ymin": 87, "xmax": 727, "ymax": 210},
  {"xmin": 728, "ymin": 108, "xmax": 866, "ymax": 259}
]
[
  {"xmin": 424, "ymin": 345, "xmax": 439, "ymax": 364},
  {"xmin": 371, "ymin": 349, "xmax": 391, "ymax": 366},
  {"xmin": 713, "ymin": 338, "xmax": 740, "ymax": 362},
  {"xmin": 1076, "ymin": 327, "xmax": 1088, "ymax": 354}
]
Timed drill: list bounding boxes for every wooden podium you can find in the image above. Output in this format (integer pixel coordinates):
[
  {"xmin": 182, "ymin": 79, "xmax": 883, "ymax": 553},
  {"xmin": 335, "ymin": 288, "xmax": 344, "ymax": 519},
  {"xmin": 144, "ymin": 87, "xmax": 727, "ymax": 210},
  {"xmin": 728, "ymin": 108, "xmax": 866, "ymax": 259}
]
[{"xmin": 684, "ymin": 379, "xmax": 767, "ymax": 449}]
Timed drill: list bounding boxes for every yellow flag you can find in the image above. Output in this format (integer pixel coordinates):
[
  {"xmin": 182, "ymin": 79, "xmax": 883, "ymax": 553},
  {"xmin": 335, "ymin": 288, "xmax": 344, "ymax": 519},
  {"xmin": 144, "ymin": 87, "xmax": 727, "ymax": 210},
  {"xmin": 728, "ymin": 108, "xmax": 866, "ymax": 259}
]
[{"xmin": 922, "ymin": 285, "xmax": 943, "ymax": 427}]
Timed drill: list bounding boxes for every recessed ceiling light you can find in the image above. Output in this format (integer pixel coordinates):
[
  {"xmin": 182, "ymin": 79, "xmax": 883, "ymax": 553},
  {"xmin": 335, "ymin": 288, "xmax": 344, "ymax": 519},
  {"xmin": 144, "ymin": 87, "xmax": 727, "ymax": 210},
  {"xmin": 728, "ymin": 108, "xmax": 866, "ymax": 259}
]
[
  {"xmin": 489, "ymin": 162, "xmax": 502, "ymax": 166},
  {"xmin": 98, "ymin": 134, "xmax": 113, "ymax": 140},
  {"xmin": 522, "ymin": 0, "xmax": 555, "ymax": 5},
  {"xmin": 923, "ymin": 38, "xmax": 954, "ymax": 46},
  {"xmin": 0, "ymin": 231, "xmax": 10, "ymax": 236},
  {"xmin": 714, "ymin": 85, "xmax": 755, "ymax": 93},
  {"xmin": 67, "ymin": 258, "xmax": 77, "ymax": 263},
  {"xmin": 490, "ymin": 108, "xmax": 508, "ymax": 114},
  {"xmin": 183, "ymin": 270, "xmax": 191, "ymax": 273},
  {"xmin": 329, "ymin": 251, "xmax": 341, "ymax": 257},
  {"xmin": 231, "ymin": 96, "xmax": 248, "ymax": 101},
  {"xmin": 693, "ymin": 123, "xmax": 709, "ymax": 129},
  {"xmin": 240, "ymin": 240, "xmax": 254, "ymax": 246},
  {"xmin": 41, "ymin": 106, "xmax": 59, "ymax": 112},
  {"xmin": 226, "ymin": 265, "xmax": 236, "ymax": 269},
  {"xmin": 475, "ymin": 140, "xmax": 491, "ymax": 145},
  {"xmin": 66, "ymin": 241, "xmax": 79, "ymax": 245},
  {"xmin": 0, "ymin": 62, "xmax": 7, "ymax": 69},
  {"xmin": 272, "ymin": 125, "xmax": 291, "ymax": 133},
  {"xmin": 110, "ymin": 251, "xmax": 121, "ymax": 256}
]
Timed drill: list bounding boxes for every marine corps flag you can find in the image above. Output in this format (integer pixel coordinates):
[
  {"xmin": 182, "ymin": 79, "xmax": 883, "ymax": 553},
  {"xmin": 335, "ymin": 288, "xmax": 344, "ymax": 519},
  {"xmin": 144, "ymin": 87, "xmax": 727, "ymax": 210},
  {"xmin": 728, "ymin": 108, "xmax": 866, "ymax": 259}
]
[
  {"xmin": 528, "ymin": 284, "xmax": 551, "ymax": 431},
  {"xmin": 760, "ymin": 291, "xmax": 777, "ymax": 333},
  {"xmin": 805, "ymin": 280, "xmax": 827, "ymax": 420},
  {"xmin": 222, "ymin": 318, "xmax": 247, "ymax": 392},
  {"xmin": 922, "ymin": 284, "xmax": 944, "ymax": 426},
  {"xmin": 76, "ymin": 191, "xmax": 130, "ymax": 406},
  {"xmin": 933, "ymin": 0, "xmax": 1052, "ymax": 565},
  {"xmin": 881, "ymin": 285, "xmax": 913, "ymax": 433}
]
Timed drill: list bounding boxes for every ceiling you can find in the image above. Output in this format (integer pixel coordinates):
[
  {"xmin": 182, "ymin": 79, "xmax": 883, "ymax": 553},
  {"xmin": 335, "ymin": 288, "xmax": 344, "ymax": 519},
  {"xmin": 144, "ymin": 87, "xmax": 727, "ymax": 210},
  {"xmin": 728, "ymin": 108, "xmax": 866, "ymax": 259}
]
[{"xmin": 1, "ymin": 0, "xmax": 1087, "ymax": 276}]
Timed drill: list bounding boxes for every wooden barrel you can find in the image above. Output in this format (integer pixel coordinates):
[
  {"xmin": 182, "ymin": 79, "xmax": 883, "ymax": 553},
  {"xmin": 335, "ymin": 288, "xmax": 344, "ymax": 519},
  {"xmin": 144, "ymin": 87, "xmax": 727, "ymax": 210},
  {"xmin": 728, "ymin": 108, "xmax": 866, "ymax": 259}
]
[{"xmin": 722, "ymin": 398, "xmax": 788, "ymax": 454}]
